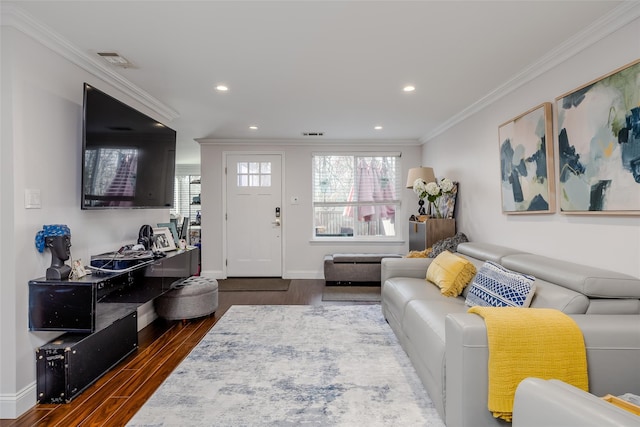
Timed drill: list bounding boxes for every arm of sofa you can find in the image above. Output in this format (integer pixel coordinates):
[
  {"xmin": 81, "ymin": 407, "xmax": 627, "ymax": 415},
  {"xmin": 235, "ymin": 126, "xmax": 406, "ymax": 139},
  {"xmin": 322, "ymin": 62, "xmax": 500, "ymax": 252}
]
[
  {"xmin": 444, "ymin": 313, "xmax": 640, "ymax": 427},
  {"xmin": 380, "ymin": 257, "xmax": 433, "ymax": 284},
  {"xmin": 569, "ymin": 315, "xmax": 640, "ymax": 396},
  {"xmin": 513, "ymin": 378, "xmax": 640, "ymax": 427}
]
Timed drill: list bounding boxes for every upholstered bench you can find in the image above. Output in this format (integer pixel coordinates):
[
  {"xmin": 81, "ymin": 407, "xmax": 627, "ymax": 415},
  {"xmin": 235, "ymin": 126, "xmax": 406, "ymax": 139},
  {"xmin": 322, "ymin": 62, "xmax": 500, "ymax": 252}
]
[
  {"xmin": 324, "ymin": 253, "xmax": 403, "ymax": 286},
  {"xmin": 155, "ymin": 276, "xmax": 219, "ymax": 321}
]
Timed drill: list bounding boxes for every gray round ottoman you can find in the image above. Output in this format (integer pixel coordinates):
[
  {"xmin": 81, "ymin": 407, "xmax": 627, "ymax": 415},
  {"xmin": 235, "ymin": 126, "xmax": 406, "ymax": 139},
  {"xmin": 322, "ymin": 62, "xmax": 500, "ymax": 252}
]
[{"xmin": 155, "ymin": 276, "xmax": 219, "ymax": 321}]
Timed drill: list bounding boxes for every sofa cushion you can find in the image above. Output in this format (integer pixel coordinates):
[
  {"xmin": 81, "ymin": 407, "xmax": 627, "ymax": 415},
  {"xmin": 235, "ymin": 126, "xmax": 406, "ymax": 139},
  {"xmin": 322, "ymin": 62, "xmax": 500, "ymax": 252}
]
[
  {"xmin": 382, "ymin": 277, "xmax": 443, "ymax": 327},
  {"xmin": 456, "ymin": 242, "xmax": 526, "ymax": 264},
  {"xmin": 426, "ymin": 250, "xmax": 477, "ymax": 297},
  {"xmin": 331, "ymin": 253, "xmax": 402, "ymax": 263},
  {"xmin": 529, "ymin": 278, "xmax": 590, "ymax": 313},
  {"xmin": 465, "ymin": 261, "xmax": 536, "ymax": 308}
]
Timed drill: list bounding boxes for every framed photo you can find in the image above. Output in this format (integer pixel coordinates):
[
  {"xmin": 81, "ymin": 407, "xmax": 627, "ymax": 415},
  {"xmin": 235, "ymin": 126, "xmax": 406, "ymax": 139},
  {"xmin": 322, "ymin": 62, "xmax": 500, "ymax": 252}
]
[
  {"xmin": 498, "ymin": 102, "xmax": 555, "ymax": 214},
  {"xmin": 556, "ymin": 59, "xmax": 640, "ymax": 215},
  {"xmin": 152, "ymin": 227, "xmax": 176, "ymax": 252},
  {"xmin": 157, "ymin": 222, "xmax": 179, "ymax": 244}
]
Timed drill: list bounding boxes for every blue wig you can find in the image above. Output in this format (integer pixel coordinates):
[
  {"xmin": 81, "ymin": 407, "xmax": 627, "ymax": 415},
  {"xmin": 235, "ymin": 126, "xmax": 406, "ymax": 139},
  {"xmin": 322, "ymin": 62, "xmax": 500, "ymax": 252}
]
[{"xmin": 35, "ymin": 224, "xmax": 71, "ymax": 253}]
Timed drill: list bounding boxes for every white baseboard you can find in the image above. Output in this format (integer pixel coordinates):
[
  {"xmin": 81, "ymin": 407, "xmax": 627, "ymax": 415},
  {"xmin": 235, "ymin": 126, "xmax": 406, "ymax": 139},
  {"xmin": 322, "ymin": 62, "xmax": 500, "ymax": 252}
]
[
  {"xmin": 0, "ymin": 381, "xmax": 36, "ymax": 419},
  {"xmin": 136, "ymin": 300, "xmax": 158, "ymax": 331}
]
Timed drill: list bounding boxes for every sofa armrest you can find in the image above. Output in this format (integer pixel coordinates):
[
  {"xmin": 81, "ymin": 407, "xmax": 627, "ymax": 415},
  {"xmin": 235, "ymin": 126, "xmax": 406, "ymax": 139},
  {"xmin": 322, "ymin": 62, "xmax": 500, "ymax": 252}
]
[
  {"xmin": 445, "ymin": 313, "xmax": 497, "ymax": 427},
  {"xmin": 570, "ymin": 315, "xmax": 640, "ymax": 396},
  {"xmin": 380, "ymin": 257, "xmax": 432, "ymax": 284},
  {"xmin": 444, "ymin": 313, "xmax": 640, "ymax": 427},
  {"xmin": 513, "ymin": 378, "xmax": 640, "ymax": 427}
]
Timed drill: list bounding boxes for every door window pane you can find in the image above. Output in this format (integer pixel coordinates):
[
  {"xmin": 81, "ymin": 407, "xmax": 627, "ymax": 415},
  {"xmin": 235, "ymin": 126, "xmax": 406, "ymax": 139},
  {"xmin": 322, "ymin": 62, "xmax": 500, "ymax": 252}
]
[{"xmin": 237, "ymin": 161, "xmax": 272, "ymax": 187}]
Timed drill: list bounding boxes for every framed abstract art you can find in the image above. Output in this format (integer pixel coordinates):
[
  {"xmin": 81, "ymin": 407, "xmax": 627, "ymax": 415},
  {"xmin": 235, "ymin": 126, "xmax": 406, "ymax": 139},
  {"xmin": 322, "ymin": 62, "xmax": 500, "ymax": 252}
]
[
  {"xmin": 498, "ymin": 102, "xmax": 555, "ymax": 214},
  {"xmin": 556, "ymin": 59, "xmax": 640, "ymax": 215}
]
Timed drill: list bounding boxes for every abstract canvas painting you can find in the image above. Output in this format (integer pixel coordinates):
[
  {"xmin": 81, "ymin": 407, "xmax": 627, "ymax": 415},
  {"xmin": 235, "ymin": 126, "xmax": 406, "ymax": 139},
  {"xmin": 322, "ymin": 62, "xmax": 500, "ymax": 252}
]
[
  {"xmin": 499, "ymin": 103, "xmax": 555, "ymax": 214},
  {"xmin": 556, "ymin": 59, "xmax": 640, "ymax": 214}
]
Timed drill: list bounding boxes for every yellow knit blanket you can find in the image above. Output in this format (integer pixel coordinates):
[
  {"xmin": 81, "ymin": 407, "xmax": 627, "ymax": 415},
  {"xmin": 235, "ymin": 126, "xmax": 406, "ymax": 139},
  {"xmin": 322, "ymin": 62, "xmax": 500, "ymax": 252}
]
[{"xmin": 468, "ymin": 306, "xmax": 589, "ymax": 422}]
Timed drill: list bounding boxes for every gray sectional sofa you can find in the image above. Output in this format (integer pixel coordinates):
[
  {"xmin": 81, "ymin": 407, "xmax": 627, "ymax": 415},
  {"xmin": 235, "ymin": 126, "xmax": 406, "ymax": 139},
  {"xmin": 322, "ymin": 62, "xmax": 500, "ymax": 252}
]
[
  {"xmin": 381, "ymin": 242, "xmax": 640, "ymax": 427},
  {"xmin": 512, "ymin": 378, "xmax": 640, "ymax": 427}
]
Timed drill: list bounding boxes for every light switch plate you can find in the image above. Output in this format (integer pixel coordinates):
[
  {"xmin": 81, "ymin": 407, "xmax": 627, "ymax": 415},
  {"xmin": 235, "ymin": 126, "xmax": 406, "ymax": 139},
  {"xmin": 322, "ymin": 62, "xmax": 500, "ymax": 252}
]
[{"xmin": 25, "ymin": 189, "xmax": 41, "ymax": 209}]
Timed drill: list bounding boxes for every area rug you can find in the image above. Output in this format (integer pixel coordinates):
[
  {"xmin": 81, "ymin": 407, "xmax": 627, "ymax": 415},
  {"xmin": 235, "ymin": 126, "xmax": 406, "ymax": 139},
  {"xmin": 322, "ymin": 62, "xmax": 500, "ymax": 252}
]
[
  {"xmin": 217, "ymin": 277, "xmax": 290, "ymax": 291},
  {"xmin": 127, "ymin": 305, "xmax": 444, "ymax": 427},
  {"xmin": 322, "ymin": 285, "xmax": 382, "ymax": 302}
]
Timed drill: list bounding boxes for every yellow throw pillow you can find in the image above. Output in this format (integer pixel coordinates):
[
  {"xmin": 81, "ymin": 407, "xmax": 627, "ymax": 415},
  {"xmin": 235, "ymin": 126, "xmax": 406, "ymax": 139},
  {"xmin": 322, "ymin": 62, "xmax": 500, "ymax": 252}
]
[
  {"xmin": 406, "ymin": 248, "xmax": 432, "ymax": 258},
  {"xmin": 426, "ymin": 250, "xmax": 477, "ymax": 297}
]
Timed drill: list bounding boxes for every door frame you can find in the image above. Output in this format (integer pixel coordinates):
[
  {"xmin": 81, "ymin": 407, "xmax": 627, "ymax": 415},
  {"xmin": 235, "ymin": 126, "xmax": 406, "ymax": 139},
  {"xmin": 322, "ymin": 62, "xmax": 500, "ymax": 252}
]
[{"xmin": 222, "ymin": 151, "xmax": 286, "ymax": 278}]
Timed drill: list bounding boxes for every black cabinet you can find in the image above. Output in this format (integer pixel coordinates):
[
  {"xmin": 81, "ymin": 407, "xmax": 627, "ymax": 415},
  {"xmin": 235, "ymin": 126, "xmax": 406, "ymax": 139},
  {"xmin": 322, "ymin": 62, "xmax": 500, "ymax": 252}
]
[
  {"xmin": 29, "ymin": 248, "xmax": 199, "ymax": 332},
  {"xmin": 30, "ymin": 248, "xmax": 199, "ymax": 403},
  {"xmin": 36, "ymin": 311, "xmax": 137, "ymax": 403}
]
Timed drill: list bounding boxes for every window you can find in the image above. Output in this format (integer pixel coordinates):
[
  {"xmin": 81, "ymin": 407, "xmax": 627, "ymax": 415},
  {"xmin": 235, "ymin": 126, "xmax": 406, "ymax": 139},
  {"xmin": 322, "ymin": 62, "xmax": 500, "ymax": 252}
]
[
  {"xmin": 312, "ymin": 154, "xmax": 401, "ymax": 238},
  {"xmin": 237, "ymin": 161, "xmax": 272, "ymax": 187}
]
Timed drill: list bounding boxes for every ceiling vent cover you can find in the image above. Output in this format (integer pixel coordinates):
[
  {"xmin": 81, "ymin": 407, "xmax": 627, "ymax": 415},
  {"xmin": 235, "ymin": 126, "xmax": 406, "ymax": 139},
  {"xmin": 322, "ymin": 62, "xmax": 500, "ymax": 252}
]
[
  {"xmin": 97, "ymin": 52, "xmax": 131, "ymax": 68},
  {"xmin": 302, "ymin": 132, "xmax": 324, "ymax": 136}
]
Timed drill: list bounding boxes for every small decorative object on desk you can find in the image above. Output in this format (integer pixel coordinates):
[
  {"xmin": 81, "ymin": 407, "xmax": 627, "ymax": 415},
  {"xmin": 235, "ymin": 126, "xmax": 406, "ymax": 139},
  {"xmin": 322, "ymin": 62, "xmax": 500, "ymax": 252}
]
[
  {"xmin": 35, "ymin": 224, "xmax": 73, "ymax": 280},
  {"xmin": 413, "ymin": 177, "xmax": 455, "ymax": 218}
]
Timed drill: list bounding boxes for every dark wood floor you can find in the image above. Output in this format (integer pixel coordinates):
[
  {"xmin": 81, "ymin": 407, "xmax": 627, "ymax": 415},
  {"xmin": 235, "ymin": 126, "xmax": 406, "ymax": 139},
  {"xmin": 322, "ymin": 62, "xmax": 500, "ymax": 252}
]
[{"xmin": 2, "ymin": 279, "xmax": 378, "ymax": 427}]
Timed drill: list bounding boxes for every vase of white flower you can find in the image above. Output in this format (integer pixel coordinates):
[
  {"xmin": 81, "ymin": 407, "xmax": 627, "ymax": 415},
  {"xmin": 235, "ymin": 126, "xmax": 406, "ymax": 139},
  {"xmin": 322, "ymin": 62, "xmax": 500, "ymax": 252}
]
[{"xmin": 413, "ymin": 177, "xmax": 454, "ymax": 219}]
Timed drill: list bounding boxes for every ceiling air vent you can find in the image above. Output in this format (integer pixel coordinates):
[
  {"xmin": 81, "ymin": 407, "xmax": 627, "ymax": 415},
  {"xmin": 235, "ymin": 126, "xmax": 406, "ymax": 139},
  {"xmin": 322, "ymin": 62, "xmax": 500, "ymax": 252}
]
[
  {"xmin": 97, "ymin": 52, "xmax": 131, "ymax": 68},
  {"xmin": 302, "ymin": 132, "xmax": 324, "ymax": 136}
]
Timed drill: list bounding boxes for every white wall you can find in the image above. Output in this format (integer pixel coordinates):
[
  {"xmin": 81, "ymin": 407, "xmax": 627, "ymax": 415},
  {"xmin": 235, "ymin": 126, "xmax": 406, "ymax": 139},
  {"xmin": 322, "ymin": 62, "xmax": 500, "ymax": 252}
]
[
  {"xmin": 423, "ymin": 16, "xmax": 640, "ymax": 278},
  {"xmin": 198, "ymin": 142, "xmax": 422, "ymax": 279},
  {"xmin": 0, "ymin": 27, "xmax": 171, "ymax": 418}
]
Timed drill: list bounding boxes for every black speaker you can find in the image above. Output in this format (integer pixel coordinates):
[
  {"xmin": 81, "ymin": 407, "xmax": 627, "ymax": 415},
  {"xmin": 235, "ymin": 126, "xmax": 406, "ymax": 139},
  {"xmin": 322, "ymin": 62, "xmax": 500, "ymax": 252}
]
[{"xmin": 137, "ymin": 225, "xmax": 154, "ymax": 250}]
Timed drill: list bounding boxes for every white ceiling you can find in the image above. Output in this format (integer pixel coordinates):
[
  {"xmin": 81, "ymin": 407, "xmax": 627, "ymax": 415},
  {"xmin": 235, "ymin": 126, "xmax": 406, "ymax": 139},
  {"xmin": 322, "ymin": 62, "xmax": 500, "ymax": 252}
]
[{"xmin": 3, "ymin": 1, "xmax": 632, "ymax": 164}]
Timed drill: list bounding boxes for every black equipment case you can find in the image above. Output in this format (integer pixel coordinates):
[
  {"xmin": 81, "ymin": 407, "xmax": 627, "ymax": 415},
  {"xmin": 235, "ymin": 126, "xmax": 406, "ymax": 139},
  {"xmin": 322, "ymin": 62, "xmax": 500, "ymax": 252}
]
[{"xmin": 36, "ymin": 310, "xmax": 138, "ymax": 403}]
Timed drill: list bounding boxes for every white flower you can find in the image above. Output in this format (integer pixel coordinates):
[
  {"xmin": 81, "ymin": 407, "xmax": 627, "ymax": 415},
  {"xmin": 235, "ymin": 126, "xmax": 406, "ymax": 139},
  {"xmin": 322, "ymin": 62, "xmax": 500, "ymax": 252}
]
[
  {"xmin": 439, "ymin": 178, "xmax": 454, "ymax": 193},
  {"xmin": 413, "ymin": 178, "xmax": 427, "ymax": 198},
  {"xmin": 425, "ymin": 182, "xmax": 440, "ymax": 197}
]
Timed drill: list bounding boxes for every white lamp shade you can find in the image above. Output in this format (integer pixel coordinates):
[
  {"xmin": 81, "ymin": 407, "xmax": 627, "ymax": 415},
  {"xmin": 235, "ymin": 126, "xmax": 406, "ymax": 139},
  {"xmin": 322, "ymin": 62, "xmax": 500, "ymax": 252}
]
[{"xmin": 406, "ymin": 167, "xmax": 436, "ymax": 188}]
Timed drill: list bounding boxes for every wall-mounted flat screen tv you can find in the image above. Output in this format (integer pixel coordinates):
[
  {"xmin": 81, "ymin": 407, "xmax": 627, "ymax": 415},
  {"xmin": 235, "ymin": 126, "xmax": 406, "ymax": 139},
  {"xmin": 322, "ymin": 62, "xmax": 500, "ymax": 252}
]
[{"xmin": 82, "ymin": 83, "xmax": 176, "ymax": 209}]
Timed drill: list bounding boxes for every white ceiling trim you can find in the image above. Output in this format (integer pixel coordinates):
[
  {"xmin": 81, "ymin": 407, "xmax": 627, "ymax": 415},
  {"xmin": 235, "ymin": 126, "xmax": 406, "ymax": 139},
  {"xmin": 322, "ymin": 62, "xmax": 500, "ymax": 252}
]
[
  {"xmin": 196, "ymin": 138, "xmax": 422, "ymax": 146},
  {"xmin": 420, "ymin": 1, "xmax": 640, "ymax": 144},
  {"xmin": 0, "ymin": 4, "xmax": 180, "ymax": 122}
]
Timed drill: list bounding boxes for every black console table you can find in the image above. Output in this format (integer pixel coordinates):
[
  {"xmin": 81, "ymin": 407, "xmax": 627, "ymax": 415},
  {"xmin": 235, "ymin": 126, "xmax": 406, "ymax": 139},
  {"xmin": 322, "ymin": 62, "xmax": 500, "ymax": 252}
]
[{"xmin": 29, "ymin": 248, "xmax": 199, "ymax": 403}]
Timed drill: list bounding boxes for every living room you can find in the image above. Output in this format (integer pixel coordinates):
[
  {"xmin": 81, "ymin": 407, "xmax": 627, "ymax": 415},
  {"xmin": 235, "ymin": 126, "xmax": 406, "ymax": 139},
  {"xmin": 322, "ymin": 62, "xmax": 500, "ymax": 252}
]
[{"xmin": 2, "ymin": 1, "xmax": 639, "ymax": 423}]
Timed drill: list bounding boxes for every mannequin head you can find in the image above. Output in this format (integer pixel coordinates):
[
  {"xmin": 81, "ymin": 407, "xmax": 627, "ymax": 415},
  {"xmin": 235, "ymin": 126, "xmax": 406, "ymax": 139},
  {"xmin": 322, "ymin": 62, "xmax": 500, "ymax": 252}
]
[
  {"xmin": 35, "ymin": 224, "xmax": 72, "ymax": 280},
  {"xmin": 45, "ymin": 235, "xmax": 71, "ymax": 266}
]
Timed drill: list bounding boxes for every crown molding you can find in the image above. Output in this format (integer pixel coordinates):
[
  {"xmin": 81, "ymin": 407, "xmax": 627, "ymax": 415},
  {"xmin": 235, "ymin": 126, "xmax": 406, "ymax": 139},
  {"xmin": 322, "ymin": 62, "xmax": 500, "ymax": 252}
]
[
  {"xmin": 420, "ymin": 1, "xmax": 640, "ymax": 144},
  {"xmin": 195, "ymin": 138, "xmax": 421, "ymax": 146},
  {"xmin": 1, "ymin": 4, "xmax": 180, "ymax": 122}
]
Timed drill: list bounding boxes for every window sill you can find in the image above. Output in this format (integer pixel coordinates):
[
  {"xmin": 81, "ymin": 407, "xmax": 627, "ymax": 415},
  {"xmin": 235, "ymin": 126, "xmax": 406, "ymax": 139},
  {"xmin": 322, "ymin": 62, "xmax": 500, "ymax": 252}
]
[{"xmin": 310, "ymin": 238, "xmax": 405, "ymax": 245}]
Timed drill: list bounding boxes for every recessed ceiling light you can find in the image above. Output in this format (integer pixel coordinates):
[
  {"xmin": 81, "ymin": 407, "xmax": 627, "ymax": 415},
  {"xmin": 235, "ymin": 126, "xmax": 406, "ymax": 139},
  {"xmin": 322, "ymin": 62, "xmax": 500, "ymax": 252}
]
[
  {"xmin": 403, "ymin": 85, "xmax": 415, "ymax": 92},
  {"xmin": 216, "ymin": 85, "xmax": 229, "ymax": 92},
  {"xmin": 249, "ymin": 126, "xmax": 258, "ymax": 130},
  {"xmin": 374, "ymin": 126, "xmax": 383, "ymax": 130}
]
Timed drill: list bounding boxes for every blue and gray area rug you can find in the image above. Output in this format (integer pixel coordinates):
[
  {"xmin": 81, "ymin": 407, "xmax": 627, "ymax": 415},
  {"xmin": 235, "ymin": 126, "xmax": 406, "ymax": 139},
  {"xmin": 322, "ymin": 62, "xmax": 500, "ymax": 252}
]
[{"xmin": 127, "ymin": 305, "xmax": 444, "ymax": 426}]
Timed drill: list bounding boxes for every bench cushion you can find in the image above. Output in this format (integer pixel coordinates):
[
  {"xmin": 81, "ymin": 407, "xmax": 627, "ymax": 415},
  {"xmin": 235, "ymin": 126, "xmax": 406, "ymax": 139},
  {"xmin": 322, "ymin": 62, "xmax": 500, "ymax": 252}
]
[{"xmin": 331, "ymin": 253, "xmax": 402, "ymax": 263}]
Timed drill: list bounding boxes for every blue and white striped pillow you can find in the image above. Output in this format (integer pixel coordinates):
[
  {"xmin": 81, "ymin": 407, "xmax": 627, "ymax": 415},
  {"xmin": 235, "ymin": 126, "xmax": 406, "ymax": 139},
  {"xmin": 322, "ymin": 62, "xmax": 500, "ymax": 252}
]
[{"xmin": 465, "ymin": 261, "xmax": 536, "ymax": 308}]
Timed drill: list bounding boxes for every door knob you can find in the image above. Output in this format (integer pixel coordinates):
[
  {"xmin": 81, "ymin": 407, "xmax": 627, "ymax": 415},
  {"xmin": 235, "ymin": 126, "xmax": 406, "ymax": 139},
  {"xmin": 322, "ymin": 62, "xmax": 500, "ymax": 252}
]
[{"xmin": 272, "ymin": 219, "xmax": 281, "ymax": 226}]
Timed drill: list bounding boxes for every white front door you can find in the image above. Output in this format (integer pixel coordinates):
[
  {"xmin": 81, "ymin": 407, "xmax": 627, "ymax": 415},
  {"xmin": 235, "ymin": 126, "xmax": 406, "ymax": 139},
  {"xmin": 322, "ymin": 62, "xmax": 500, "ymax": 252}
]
[{"xmin": 226, "ymin": 154, "xmax": 283, "ymax": 277}]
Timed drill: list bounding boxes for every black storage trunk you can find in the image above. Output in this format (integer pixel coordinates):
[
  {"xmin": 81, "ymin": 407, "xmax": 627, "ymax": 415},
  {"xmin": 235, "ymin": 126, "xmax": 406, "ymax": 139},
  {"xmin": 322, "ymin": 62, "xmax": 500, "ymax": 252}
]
[{"xmin": 36, "ymin": 310, "xmax": 138, "ymax": 403}]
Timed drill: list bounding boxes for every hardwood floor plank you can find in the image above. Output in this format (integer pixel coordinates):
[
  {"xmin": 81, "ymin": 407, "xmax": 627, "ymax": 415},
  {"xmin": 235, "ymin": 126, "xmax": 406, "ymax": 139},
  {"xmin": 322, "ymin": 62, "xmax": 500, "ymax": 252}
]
[
  {"xmin": 76, "ymin": 398, "xmax": 127, "ymax": 427},
  {"xmin": 34, "ymin": 370, "xmax": 136, "ymax": 427}
]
